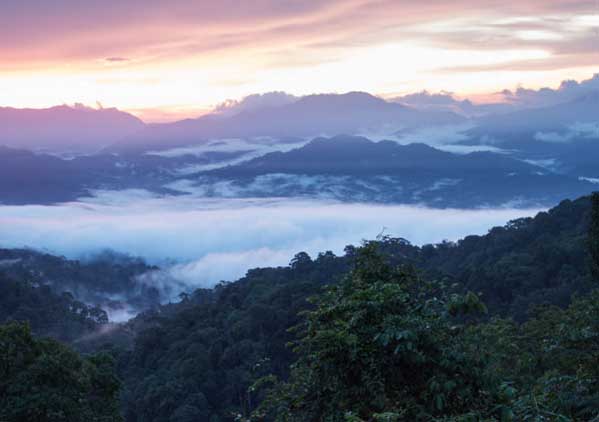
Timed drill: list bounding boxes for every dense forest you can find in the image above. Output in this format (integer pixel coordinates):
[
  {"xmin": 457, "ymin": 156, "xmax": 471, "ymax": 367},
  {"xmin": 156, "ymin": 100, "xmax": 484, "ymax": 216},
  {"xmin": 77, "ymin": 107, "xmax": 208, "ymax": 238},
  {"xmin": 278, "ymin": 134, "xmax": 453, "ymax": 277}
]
[
  {"xmin": 1, "ymin": 194, "xmax": 598, "ymax": 421},
  {"xmin": 0, "ymin": 248, "xmax": 161, "ymax": 320},
  {"xmin": 0, "ymin": 274, "xmax": 108, "ymax": 343}
]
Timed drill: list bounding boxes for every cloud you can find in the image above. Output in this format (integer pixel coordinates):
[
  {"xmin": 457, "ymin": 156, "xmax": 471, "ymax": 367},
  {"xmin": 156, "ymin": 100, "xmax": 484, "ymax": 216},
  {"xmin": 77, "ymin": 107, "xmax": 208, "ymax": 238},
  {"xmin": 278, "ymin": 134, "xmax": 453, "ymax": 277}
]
[
  {"xmin": 0, "ymin": 190, "xmax": 541, "ymax": 297},
  {"xmin": 396, "ymin": 90, "xmax": 463, "ymax": 106},
  {"xmin": 534, "ymin": 121, "xmax": 599, "ymax": 142},
  {"xmin": 214, "ymin": 92, "xmax": 299, "ymax": 116},
  {"xmin": 146, "ymin": 137, "xmax": 308, "ymax": 174},
  {"xmin": 1, "ymin": 1, "xmax": 596, "ymax": 70},
  {"xmin": 1, "ymin": 1, "xmax": 597, "ymax": 115},
  {"xmin": 523, "ymin": 158, "xmax": 558, "ymax": 170},
  {"xmin": 501, "ymin": 73, "xmax": 599, "ymax": 107},
  {"xmin": 105, "ymin": 57, "xmax": 129, "ymax": 62},
  {"xmin": 165, "ymin": 247, "xmax": 295, "ymax": 289},
  {"xmin": 357, "ymin": 123, "xmax": 485, "ymax": 153},
  {"xmin": 391, "ymin": 90, "xmax": 517, "ymax": 117},
  {"xmin": 579, "ymin": 176, "xmax": 599, "ymax": 184}
]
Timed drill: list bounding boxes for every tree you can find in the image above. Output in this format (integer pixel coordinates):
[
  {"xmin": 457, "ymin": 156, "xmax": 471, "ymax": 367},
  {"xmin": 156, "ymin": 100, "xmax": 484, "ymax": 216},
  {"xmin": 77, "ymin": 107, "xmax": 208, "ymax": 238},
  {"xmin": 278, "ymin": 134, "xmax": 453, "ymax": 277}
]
[
  {"xmin": 0, "ymin": 322, "xmax": 123, "ymax": 422},
  {"xmin": 289, "ymin": 252, "xmax": 312, "ymax": 271},
  {"xmin": 589, "ymin": 192, "xmax": 599, "ymax": 280},
  {"xmin": 256, "ymin": 242, "xmax": 497, "ymax": 421}
]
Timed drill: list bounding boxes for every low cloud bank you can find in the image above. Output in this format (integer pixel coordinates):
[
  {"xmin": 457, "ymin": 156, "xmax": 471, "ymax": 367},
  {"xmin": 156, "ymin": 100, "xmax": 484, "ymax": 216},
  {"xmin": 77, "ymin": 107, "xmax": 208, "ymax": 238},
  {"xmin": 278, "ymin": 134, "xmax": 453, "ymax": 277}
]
[
  {"xmin": 214, "ymin": 92, "xmax": 299, "ymax": 117},
  {"xmin": 501, "ymin": 74, "xmax": 599, "ymax": 108},
  {"xmin": 0, "ymin": 190, "xmax": 541, "ymax": 296},
  {"xmin": 534, "ymin": 122, "xmax": 599, "ymax": 143},
  {"xmin": 146, "ymin": 137, "xmax": 308, "ymax": 174}
]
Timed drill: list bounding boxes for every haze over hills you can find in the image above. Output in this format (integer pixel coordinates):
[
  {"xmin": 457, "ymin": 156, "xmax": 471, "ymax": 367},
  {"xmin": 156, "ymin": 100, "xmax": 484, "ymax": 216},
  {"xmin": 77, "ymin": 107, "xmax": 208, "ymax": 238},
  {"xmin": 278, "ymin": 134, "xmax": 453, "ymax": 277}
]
[
  {"xmin": 1, "ymin": 135, "xmax": 597, "ymax": 208},
  {"xmin": 110, "ymin": 92, "xmax": 465, "ymax": 153},
  {"xmin": 0, "ymin": 104, "xmax": 145, "ymax": 153},
  {"xmin": 0, "ymin": 73, "xmax": 597, "ymax": 155},
  {"xmin": 204, "ymin": 135, "xmax": 535, "ymax": 176},
  {"xmin": 180, "ymin": 135, "xmax": 595, "ymax": 207},
  {"xmin": 0, "ymin": 74, "xmax": 598, "ymax": 208},
  {"xmin": 468, "ymin": 92, "xmax": 599, "ymax": 145}
]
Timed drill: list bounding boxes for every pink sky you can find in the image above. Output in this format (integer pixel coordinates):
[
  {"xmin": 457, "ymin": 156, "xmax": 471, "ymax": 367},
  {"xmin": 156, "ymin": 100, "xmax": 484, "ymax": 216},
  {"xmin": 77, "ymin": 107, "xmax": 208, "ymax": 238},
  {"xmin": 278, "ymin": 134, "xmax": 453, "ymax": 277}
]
[{"xmin": 1, "ymin": 0, "xmax": 598, "ymax": 121}]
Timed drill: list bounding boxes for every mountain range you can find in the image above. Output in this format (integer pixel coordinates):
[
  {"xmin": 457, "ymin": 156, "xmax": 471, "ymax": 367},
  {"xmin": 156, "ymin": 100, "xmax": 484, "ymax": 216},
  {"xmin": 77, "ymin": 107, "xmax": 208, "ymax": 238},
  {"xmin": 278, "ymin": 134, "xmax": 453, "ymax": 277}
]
[
  {"xmin": 0, "ymin": 81, "xmax": 598, "ymax": 208},
  {"xmin": 0, "ymin": 105, "xmax": 144, "ymax": 153},
  {"xmin": 182, "ymin": 135, "xmax": 595, "ymax": 207},
  {"xmin": 0, "ymin": 133, "xmax": 597, "ymax": 208},
  {"xmin": 468, "ymin": 92, "xmax": 599, "ymax": 145},
  {"xmin": 110, "ymin": 92, "xmax": 465, "ymax": 153}
]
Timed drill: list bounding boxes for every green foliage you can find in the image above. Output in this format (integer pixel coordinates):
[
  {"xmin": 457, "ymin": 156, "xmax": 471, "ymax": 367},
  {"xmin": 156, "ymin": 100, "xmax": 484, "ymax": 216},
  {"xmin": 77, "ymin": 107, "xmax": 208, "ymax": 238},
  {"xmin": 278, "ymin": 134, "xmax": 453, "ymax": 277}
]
[
  {"xmin": 3, "ymin": 194, "xmax": 597, "ymax": 421},
  {"xmin": 113, "ymin": 194, "xmax": 599, "ymax": 422},
  {"xmin": 589, "ymin": 192, "xmax": 599, "ymax": 280},
  {"xmin": 0, "ymin": 272, "xmax": 108, "ymax": 343},
  {"xmin": 0, "ymin": 321, "xmax": 122, "ymax": 422},
  {"xmin": 414, "ymin": 196, "xmax": 595, "ymax": 320},
  {"xmin": 118, "ymin": 253, "xmax": 347, "ymax": 422},
  {"xmin": 467, "ymin": 290, "xmax": 599, "ymax": 421},
  {"xmin": 256, "ymin": 243, "xmax": 497, "ymax": 421},
  {"xmin": 513, "ymin": 291, "xmax": 599, "ymax": 420}
]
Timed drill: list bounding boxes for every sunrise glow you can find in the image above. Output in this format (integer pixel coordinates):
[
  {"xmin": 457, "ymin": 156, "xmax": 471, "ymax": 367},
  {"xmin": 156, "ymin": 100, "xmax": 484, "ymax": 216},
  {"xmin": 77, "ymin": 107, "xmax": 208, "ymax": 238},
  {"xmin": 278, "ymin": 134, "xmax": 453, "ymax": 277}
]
[{"xmin": 1, "ymin": 0, "xmax": 597, "ymax": 121}]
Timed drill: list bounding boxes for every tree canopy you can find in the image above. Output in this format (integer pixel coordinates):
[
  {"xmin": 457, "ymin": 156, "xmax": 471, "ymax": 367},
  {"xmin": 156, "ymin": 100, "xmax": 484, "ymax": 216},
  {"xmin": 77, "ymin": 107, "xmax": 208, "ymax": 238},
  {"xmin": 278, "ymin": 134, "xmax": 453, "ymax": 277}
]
[{"xmin": 0, "ymin": 322, "xmax": 122, "ymax": 422}]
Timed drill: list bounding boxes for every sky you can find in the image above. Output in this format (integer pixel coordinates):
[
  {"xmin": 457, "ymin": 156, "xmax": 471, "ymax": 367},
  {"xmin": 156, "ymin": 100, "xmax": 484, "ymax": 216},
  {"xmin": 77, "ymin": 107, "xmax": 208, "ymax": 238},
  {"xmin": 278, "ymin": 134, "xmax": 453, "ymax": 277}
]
[{"xmin": 1, "ymin": 0, "xmax": 598, "ymax": 121}]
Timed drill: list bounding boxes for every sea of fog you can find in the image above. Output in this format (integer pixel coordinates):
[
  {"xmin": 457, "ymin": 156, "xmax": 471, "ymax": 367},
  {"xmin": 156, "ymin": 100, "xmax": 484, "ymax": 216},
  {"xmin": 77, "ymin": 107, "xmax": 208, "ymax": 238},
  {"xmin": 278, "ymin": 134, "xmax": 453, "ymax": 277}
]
[{"xmin": 0, "ymin": 189, "xmax": 543, "ymax": 291}]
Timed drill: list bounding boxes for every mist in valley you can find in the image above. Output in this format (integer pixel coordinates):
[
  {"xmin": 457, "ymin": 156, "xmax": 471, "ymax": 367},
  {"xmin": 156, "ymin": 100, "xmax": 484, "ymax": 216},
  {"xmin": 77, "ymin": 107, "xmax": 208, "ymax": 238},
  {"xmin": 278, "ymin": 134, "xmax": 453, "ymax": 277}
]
[{"xmin": 0, "ymin": 190, "xmax": 540, "ymax": 318}]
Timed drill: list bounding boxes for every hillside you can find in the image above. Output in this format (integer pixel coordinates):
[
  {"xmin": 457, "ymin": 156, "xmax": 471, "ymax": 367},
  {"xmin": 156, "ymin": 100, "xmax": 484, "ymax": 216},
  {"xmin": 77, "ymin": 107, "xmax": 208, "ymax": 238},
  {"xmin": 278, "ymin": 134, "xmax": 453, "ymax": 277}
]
[
  {"xmin": 1, "ymin": 193, "xmax": 597, "ymax": 420},
  {"xmin": 113, "ymin": 194, "xmax": 597, "ymax": 421},
  {"xmin": 186, "ymin": 136, "xmax": 595, "ymax": 207},
  {"xmin": 0, "ymin": 105, "xmax": 145, "ymax": 153},
  {"xmin": 471, "ymin": 92, "xmax": 599, "ymax": 141},
  {"xmin": 0, "ymin": 248, "xmax": 158, "ymax": 320},
  {"xmin": 0, "ymin": 145, "xmax": 235, "ymax": 204},
  {"xmin": 110, "ymin": 92, "xmax": 464, "ymax": 153},
  {"xmin": 0, "ymin": 273, "xmax": 107, "ymax": 343},
  {"xmin": 205, "ymin": 136, "xmax": 535, "ymax": 176}
]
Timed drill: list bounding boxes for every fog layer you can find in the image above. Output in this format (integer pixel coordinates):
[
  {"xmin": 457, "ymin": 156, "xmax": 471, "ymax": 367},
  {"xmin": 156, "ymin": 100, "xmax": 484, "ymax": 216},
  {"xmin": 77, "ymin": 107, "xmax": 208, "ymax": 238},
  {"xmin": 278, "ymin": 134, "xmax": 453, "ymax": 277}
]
[{"xmin": 0, "ymin": 190, "xmax": 541, "ymax": 290}]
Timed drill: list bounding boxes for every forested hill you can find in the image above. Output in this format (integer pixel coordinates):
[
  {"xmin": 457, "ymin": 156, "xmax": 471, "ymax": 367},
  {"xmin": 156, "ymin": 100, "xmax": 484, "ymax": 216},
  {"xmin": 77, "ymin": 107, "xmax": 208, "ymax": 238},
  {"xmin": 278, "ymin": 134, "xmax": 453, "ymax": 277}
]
[
  {"xmin": 114, "ymin": 194, "xmax": 597, "ymax": 422},
  {"xmin": 0, "ymin": 249, "xmax": 159, "ymax": 319},
  {"xmin": 0, "ymin": 194, "xmax": 596, "ymax": 421},
  {"xmin": 0, "ymin": 273, "xmax": 108, "ymax": 343},
  {"xmin": 399, "ymin": 194, "xmax": 594, "ymax": 319}
]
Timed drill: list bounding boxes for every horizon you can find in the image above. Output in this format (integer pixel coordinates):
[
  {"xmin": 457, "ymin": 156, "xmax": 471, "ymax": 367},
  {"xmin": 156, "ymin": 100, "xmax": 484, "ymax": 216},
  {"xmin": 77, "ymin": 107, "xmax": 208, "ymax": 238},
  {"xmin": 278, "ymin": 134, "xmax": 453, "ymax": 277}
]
[
  {"xmin": 1, "ymin": 0, "xmax": 597, "ymax": 122},
  {"xmin": 2, "ymin": 72, "xmax": 599, "ymax": 124}
]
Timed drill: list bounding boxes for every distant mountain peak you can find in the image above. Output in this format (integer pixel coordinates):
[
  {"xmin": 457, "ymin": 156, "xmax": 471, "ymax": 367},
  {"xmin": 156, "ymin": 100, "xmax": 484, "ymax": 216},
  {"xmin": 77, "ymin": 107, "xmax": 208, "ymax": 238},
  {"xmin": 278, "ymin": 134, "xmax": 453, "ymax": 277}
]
[
  {"xmin": 110, "ymin": 92, "xmax": 462, "ymax": 153},
  {"xmin": 0, "ymin": 105, "xmax": 145, "ymax": 153},
  {"xmin": 299, "ymin": 91, "xmax": 389, "ymax": 106}
]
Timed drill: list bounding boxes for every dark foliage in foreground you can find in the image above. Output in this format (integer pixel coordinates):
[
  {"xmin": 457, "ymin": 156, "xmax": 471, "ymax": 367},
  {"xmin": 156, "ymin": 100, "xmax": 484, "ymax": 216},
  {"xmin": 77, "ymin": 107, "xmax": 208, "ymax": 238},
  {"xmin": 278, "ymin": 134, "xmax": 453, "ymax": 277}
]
[
  {"xmin": 257, "ymin": 244, "xmax": 497, "ymax": 421},
  {"xmin": 257, "ymin": 245, "xmax": 598, "ymax": 421},
  {"xmin": 115, "ymin": 194, "xmax": 598, "ymax": 421},
  {"xmin": 0, "ymin": 322, "xmax": 122, "ymax": 422},
  {"xmin": 1, "ymin": 194, "xmax": 598, "ymax": 421}
]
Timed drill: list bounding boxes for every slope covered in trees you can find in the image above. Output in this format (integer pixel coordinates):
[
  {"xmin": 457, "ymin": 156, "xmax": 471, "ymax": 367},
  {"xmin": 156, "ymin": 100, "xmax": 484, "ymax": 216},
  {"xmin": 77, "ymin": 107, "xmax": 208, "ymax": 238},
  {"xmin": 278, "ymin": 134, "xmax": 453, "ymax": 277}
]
[
  {"xmin": 1, "ymin": 194, "xmax": 597, "ymax": 421},
  {"xmin": 411, "ymin": 194, "xmax": 595, "ymax": 320},
  {"xmin": 0, "ymin": 248, "xmax": 159, "ymax": 318},
  {"xmin": 0, "ymin": 272, "xmax": 108, "ymax": 343},
  {"xmin": 113, "ymin": 194, "xmax": 598, "ymax": 421},
  {"xmin": 0, "ymin": 322, "xmax": 122, "ymax": 422},
  {"xmin": 258, "ymin": 247, "xmax": 598, "ymax": 421},
  {"xmin": 192, "ymin": 136, "xmax": 595, "ymax": 208}
]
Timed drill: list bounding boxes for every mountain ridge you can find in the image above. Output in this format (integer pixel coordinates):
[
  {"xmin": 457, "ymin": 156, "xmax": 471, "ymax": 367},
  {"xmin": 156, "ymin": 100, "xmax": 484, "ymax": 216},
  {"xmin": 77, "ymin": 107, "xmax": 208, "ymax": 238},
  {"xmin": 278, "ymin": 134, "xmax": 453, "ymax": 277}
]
[{"xmin": 0, "ymin": 105, "xmax": 145, "ymax": 153}]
